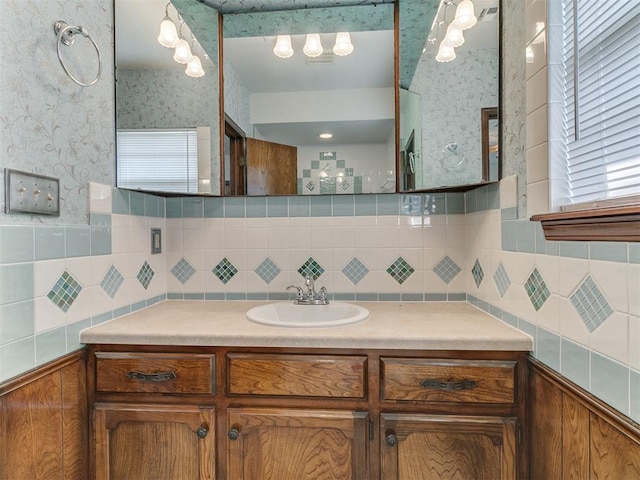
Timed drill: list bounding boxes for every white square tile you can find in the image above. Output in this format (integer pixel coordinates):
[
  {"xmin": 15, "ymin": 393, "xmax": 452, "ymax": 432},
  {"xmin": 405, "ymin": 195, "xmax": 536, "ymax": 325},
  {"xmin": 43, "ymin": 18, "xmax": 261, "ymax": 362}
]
[
  {"xmin": 629, "ymin": 315, "xmax": 640, "ymax": 370},
  {"xmin": 224, "ymin": 228, "xmax": 246, "ymax": 250},
  {"xmin": 34, "ymin": 259, "xmax": 66, "ymax": 298},
  {"xmin": 67, "ymin": 286, "xmax": 104, "ymax": 324},
  {"xmin": 526, "ymin": 66, "xmax": 548, "ymax": 115},
  {"xmin": 525, "ymin": 0, "xmax": 547, "ymax": 42},
  {"xmin": 525, "ymin": 31, "xmax": 547, "ymax": 80},
  {"xmin": 589, "ymin": 259, "xmax": 629, "ymax": 314},
  {"xmin": 535, "ymin": 294, "xmax": 560, "ymax": 333},
  {"xmin": 311, "ymin": 225, "xmax": 334, "ymax": 249},
  {"xmin": 245, "ymin": 227, "xmax": 267, "ymax": 250},
  {"xmin": 527, "ymin": 180, "xmax": 550, "ymax": 216},
  {"xmin": 526, "ymin": 142, "xmax": 549, "ymax": 184},
  {"xmin": 66, "ymin": 256, "xmax": 94, "ymax": 289},
  {"xmin": 34, "ymin": 297, "xmax": 66, "ymax": 333},
  {"xmin": 286, "ymin": 226, "xmax": 308, "ymax": 250},
  {"xmin": 331, "ymin": 226, "xmax": 356, "ymax": 248},
  {"xmin": 500, "ymin": 175, "xmax": 518, "ymax": 209},
  {"xmin": 89, "ymin": 183, "xmax": 113, "ymax": 214},
  {"xmin": 111, "ymin": 226, "xmax": 131, "ymax": 255},
  {"xmin": 526, "ymin": 104, "xmax": 548, "ymax": 150},
  {"xmin": 629, "ymin": 264, "xmax": 640, "ymax": 317},
  {"xmin": 559, "ymin": 297, "xmax": 590, "ymax": 345},
  {"xmin": 183, "ymin": 271, "xmax": 205, "ymax": 294},
  {"xmin": 557, "ymin": 257, "xmax": 589, "ymax": 298}
]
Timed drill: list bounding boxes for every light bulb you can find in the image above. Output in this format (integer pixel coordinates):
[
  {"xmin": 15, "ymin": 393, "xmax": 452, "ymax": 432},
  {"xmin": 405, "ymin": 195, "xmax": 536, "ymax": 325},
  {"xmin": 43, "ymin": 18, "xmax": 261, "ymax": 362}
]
[
  {"xmin": 453, "ymin": 0, "xmax": 477, "ymax": 30},
  {"xmin": 333, "ymin": 32, "xmax": 354, "ymax": 56},
  {"xmin": 273, "ymin": 35, "xmax": 294, "ymax": 58},
  {"xmin": 157, "ymin": 16, "xmax": 179, "ymax": 48},
  {"xmin": 303, "ymin": 33, "xmax": 324, "ymax": 57},
  {"xmin": 173, "ymin": 38, "xmax": 192, "ymax": 64},
  {"xmin": 185, "ymin": 55, "xmax": 205, "ymax": 77},
  {"xmin": 435, "ymin": 41, "xmax": 456, "ymax": 62},
  {"xmin": 445, "ymin": 23, "xmax": 465, "ymax": 48}
]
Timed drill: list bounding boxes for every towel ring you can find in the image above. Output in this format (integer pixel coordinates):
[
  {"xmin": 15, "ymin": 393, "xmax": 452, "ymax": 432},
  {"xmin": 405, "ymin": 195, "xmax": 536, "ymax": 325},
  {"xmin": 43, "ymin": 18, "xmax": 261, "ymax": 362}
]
[{"xmin": 53, "ymin": 20, "xmax": 102, "ymax": 87}]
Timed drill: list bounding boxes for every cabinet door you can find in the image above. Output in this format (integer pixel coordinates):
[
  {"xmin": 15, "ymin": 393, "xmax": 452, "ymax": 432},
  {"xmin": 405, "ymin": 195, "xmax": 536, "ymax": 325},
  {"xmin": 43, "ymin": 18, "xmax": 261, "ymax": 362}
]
[
  {"xmin": 381, "ymin": 414, "xmax": 517, "ymax": 480},
  {"xmin": 94, "ymin": 403, "xmax": 215, "ymax": 480},
  {"xmin": 227, "ymin": 408, "xmax": 368, "ymax": 480}
]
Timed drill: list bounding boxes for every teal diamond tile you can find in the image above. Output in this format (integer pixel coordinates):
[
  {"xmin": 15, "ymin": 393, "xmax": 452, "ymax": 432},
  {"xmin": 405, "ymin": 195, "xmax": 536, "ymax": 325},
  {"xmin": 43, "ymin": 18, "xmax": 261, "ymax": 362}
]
[
  {"xmin": 472, "ymin": 259, "xmax": 484, "ymax": 287},
  {"xmin": 100, "ymin": 265, "xmax": 124, "ymax": 299},
  {"xmin": 493, "ymin": 263, "xmax": 511, "ymax": 297},
  {"xmin": 298, "ymin": 257, "xmax": 325, "ymax": 281},
  {"xmin": 570, "ymin": 276, "xmax": 613, "ymax": 332},
  {"xmin": 525, "ymin": 268, "xmax": 550, "ymax": 311},
  {"xmin": 433, "ymin": 256, "xmax": 461, "ymax": 284},
  {"xmin": 255, "ymin": 257, "xmax": 281, "ymax": 284},
  {"xmin": 171, "ymin": 258, "xmax": 196, "ymax": 285},
  {"xmin": 213, "ymin": 257, "xmax": 237, "ymax": 284},
  {"xmin": 47, "ymin": 271, "xmax": 83, "ymax": 313},
  {"xmin": 136, "ymin": 261, "xmax": 155, "ymax": 290},
  {"xmin": 387, "ymin": 257, "xmax": 415, "ymax": 285},
  {"xmin": 342, "ymin": 257, "xmax": 369, "ymax": 285}
]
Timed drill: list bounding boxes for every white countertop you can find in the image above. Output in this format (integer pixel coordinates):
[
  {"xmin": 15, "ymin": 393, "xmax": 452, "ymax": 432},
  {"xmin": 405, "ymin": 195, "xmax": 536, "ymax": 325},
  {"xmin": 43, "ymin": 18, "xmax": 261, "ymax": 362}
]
[{"xmin": 80, "ymin": 301, "xmax": 533, "ymax": 351}]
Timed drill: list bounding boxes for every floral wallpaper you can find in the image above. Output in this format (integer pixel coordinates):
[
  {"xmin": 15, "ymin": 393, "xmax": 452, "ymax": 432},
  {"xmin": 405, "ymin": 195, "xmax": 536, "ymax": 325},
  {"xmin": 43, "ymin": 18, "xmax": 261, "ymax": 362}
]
[
  {"xmin": 116, "ymin": 66, "xmax": 221, "ymax": 194},
  {"xmin": 410, "ymin": 48, "xmax": 499, "ymax": 189},
  {"xmin": 0, "ymin": 0, "xmax": 114, "ymax": 225},
  {"xmin": 207, "ymin": 0, "xmax": 394, "ymax": 15},
  {"xmin": 501, "ymin": 0, "xmax": 527, "ymax": 216},
  {"xmin": 223, "ymin": 60, "xmax": 251, "ymax": 135}
]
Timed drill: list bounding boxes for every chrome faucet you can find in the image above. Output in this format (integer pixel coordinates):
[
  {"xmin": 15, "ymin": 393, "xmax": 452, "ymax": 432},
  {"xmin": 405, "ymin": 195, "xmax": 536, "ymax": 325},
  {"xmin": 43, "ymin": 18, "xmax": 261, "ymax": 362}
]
[{"xmin": 287, "ymin": 276, "xmax": 329, "ymax": 305}]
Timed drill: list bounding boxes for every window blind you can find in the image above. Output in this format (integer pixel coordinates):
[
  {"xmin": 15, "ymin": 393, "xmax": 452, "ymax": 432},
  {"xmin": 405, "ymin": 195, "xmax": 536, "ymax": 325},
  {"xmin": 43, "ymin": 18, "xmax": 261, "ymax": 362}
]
[
  {"xmin": 557, "ymin": 0, "xmax": 640, "ymax": 206},
  {"xmin": 117, "ymin": 129, "xmax": 198, "ymax": 193}
]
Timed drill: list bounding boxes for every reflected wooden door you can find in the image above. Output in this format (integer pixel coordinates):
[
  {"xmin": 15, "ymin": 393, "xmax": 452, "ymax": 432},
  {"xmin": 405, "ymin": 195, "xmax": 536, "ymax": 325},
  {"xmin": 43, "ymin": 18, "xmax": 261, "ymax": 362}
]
[{"xmin": 246, "ymin": 138, "xmax": 297, "ymax": 195}]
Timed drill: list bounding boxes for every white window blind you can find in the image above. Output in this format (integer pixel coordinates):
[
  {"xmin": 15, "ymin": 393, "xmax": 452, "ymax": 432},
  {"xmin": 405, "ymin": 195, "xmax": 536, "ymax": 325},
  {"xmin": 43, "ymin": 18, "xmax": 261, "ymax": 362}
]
[
  {"xmin": 117, "ymin": 129, "xmax": 198, "ymax": 193},
  {"xmin": 553, "ymin": 0, "xmax": 640, "ymax": 208}
]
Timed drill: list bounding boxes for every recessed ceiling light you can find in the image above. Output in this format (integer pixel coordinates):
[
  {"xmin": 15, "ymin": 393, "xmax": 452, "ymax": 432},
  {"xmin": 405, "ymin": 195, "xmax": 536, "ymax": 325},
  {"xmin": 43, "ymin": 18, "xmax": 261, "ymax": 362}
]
[{"xmin": 319, "ymin": 133, "xmax": 333, "ymax": 139}]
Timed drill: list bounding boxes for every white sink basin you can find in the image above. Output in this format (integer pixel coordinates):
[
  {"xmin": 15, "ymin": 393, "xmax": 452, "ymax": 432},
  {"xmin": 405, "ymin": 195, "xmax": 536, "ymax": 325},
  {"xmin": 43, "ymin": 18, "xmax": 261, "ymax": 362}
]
[{"xmin": 246, "ymin": 302, "xmax": 369, "ymax": 328}]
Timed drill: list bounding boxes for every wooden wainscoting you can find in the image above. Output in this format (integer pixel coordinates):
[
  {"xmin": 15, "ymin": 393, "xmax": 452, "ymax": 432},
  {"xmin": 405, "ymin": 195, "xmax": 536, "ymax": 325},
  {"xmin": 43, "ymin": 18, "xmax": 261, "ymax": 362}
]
[
  {"xmin": 529, "ymin": 357, "xmax": 640, "ymax": 479},
  {"xmin": 0, "ymin": 350, "xmax": 88, "ymax": 480}
]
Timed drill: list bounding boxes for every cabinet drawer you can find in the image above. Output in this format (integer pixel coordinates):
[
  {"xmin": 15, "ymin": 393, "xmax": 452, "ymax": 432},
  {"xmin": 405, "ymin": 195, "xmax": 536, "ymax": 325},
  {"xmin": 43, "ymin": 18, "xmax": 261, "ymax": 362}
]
[
  {"xmin": 95, "ymin": 352, "xmax": 215, "ymax": 394},
  {"xmin": 381, "ymin": 358, "xmax": 516, "ymax": 404},
  {"xmin": 228, "ymin": 353, "xmax": 366, "ymax": 398}
]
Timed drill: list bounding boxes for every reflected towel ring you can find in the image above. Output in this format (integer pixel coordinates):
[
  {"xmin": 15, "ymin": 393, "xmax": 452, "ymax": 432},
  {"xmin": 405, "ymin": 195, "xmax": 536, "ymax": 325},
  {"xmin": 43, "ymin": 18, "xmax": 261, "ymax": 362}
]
[{"xmin": 53, "ymin": 20, "xmax": 102, "ymax": 87}]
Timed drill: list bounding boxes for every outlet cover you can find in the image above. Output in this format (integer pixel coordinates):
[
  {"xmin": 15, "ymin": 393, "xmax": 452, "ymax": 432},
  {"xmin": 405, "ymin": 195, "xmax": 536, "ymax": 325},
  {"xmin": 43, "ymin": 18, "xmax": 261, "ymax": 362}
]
[{"xmin": 5, "ymin": 169, "xmax": 60, "ymax": 216}]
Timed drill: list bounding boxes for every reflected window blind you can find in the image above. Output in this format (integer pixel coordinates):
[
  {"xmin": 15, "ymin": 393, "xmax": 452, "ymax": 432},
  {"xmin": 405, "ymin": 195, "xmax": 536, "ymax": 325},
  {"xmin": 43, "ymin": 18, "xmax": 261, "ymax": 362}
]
[
  {"xmin": 117, "ymin": 129, "xmax": 198, "ymax": 193},
  {"xmin": 558, "ymin": 0, "xmax": 640, "ymax": 206}
]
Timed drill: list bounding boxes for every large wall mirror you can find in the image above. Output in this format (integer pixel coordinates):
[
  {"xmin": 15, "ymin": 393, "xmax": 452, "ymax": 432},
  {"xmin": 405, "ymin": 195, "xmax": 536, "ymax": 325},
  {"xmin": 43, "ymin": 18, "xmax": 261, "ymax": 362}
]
[
  {"xmin": 222, "ymin": 5, "xmax": 396, "ymax": 196},
  {"xmin": 114, "ymin": 0, "xmax": 221, "ymax": 195},
  {"xmin": 398, "ymin": 0, "xmax": 500, "ymax": 191},
  {"xmin": 113, "ymin": 0, "xmax": 500, "ymax": 196}
]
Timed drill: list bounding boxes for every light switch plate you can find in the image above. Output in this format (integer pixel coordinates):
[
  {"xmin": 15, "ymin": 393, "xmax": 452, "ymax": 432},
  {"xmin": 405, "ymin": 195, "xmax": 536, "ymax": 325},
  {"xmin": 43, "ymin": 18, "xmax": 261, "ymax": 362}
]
[
  {"xmin": 151, "ymin": 228, "xmax": 162, "ymax": 254},
  {"xmin": 5, "ymin": 169, "xmax": 60, "ymax": 216}
]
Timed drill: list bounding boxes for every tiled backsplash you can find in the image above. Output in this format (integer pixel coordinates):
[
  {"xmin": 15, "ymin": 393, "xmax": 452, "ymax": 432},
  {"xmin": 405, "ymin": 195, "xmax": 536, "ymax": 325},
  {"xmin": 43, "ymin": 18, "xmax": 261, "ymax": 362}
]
[{"xmin": 0, "ymin": 180, "xmax": 638, "ymax": 423}]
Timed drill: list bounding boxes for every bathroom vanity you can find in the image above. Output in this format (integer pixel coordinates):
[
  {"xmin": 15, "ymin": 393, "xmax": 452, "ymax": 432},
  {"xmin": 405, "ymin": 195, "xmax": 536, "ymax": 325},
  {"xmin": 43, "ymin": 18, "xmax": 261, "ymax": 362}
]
[{"xmin": 82, "ymin": 301, "xmax": 532, "ymax": 480}]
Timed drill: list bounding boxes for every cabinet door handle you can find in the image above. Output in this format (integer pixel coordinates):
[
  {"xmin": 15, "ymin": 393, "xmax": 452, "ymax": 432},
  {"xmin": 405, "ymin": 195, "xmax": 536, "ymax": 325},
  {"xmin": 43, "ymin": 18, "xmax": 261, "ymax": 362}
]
[
  {"xmin": 228, "ymin": 427, "xmax": 240, "ymax": 440},
  {"xmin": 385, "ymin": 433, "xmax": 398, "ymax": 447},
  {"xmin": 420, "ymin": 379, "xmax": 477, "ymax": 391},
  {"xmin": 196, "ymin": 425, "xmax": 209, "ymax": 439},
  {"xmin": 125, "ymin": 371, "xmax": 177, "ymax": 382}
]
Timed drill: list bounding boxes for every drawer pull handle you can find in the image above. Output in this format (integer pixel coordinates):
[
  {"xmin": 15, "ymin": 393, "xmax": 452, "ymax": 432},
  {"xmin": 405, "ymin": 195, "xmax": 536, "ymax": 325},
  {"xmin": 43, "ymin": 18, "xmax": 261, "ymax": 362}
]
[
  {"xmin": 385, "ymin": 433, "xmax": 398, "ymax": 447},
  {"xmin": 228, "ymin": 427, "xmax": 240, "ymax": 440},
  {"xmin": 126, "ymin": 371, "xmax": 177, "ymax": 382},
  {"xmin": 196, "ymin": 425, "xmax": 209, "ymax": 439},
  {"xmin": 420, "ymin": 379, "xmax": 477, "ymax": 391}
]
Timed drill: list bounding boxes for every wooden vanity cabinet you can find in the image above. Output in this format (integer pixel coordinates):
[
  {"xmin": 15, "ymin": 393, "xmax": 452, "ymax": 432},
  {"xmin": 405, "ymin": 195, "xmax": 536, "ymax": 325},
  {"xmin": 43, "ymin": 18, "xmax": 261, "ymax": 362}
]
[{"xmin": 87, "ymin": 346, "xmax": 527, "ymax": 479}]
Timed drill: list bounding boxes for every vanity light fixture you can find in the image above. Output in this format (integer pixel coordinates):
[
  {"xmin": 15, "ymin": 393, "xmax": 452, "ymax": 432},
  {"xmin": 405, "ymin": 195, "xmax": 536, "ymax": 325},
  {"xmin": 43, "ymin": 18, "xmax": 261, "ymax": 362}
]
[
  {"xmin": 435, "ymin": 41, "xmax": 456, "ymax": 62},
  {"xmin": 185, "ymin": 39, "xmax": 205, "ymax": 77},
  {"xmin": 173, "ymin": 22, "xmax": 193, "ymax": 64},
  {"xmin": 157, "ymin": 3, "xmax": 179, "ymax": 48},
  {"xmin": 333, "ymin": 32, "xmax": 354, "ymax": 56},
  {"xmin": 319, "ymin": 133, "xmax": 333, "ymax": 139},
  {"xmin": 444, "ymin": 23, "xmax": 465, "ymax": 47},
  {"xmin": 453, "ymin": 0, "xmax": 477, "ymax": 30},
  {"xmin": 431, "ymin": 0, "xmax": 478, "ymax": 63},
  {"xmin": 274, "ymin": 35, "xmax": 294, "ymax": 58},
  {"xmin": 303, "ymin": 33, "xmax": 324, "ymax": 57}
]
